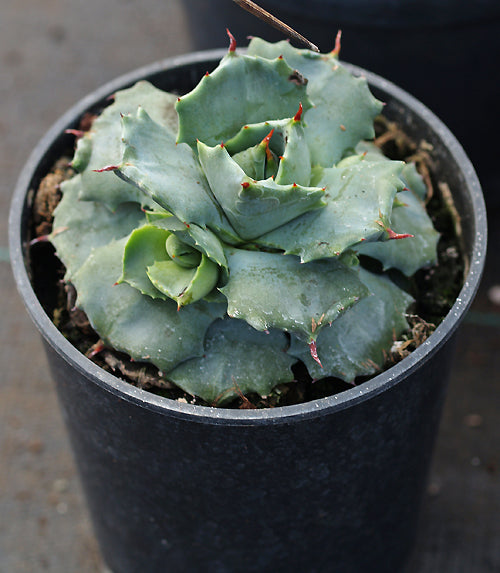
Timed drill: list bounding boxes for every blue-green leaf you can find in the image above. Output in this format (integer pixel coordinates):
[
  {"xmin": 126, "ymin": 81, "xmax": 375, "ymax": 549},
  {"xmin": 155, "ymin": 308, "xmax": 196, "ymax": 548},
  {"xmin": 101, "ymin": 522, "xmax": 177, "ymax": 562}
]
[
  {"xmin": 51, "ymin": 175, "xmax": 145, "ymax": 279},
  {"xmin": 289, "ymin": 267, "xmax": 414, "ymax": 380},
  {"xmin": 75, "ymin": 81, "xmax": 179, "ymax": 210},
  {"xmin": 220, "ymin": 248, "xmax": 369, "ymax": 342},
  {"xmin": 72, "ymin": 237, "xmax": 225, "ymax": 372},
  {"xmin": 197, "ymin": 140, "xmax": 325, "ymax": 240},
  {"xmin": 248, "ymin": 38, "xmax": 383, "ymax": 166},
  {"xmin": 117, "ymin": 107, "xmax": 239, "ymax": 243},
  {"xmin": 167, "ymin": 318, "xmax": 296, "ymax": 404},
  {"xmin": 176, "ymin": 51, "xmax": 312, "ymax": 148},
  {"xmin": 147, "ymin": 253, "xmax": 219, "ymax": 307},
  {"xmin": 119, "ymin": 225, "xmax": 171, "ymax": 299},
  {"xmin": 258, "ymin": 156, "xmax": 404, "ymax": 261},
  {"xmin": 356, "ymin": 189, "xmax": 439, "ymax": 275},
  {"xmin": 148, "ymin": 214, "xmax": 228, "ymax": 270}
]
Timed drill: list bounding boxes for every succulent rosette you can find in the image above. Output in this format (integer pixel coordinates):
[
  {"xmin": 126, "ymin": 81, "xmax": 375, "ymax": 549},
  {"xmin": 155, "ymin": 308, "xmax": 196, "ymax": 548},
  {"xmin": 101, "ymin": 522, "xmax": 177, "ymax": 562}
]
[{"xmin": 50, "ymin": 34, "xmax": 439, "ymax": 405}]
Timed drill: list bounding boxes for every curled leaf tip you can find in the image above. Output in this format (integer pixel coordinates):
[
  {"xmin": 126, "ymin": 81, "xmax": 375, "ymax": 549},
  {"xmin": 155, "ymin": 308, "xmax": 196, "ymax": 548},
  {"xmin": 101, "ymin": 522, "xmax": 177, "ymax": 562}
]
[
  {"xmin": 93, "ymin": 164, "xmax": 120, "ymax": 173},
  {"xmin": 332, "ymin": 30, "xmax": 342, "ymax": 57},
  {"xmin": 65, "ymin": 128, "xmax": 85, "ymax": 138},
  {"xmin": 226, "ymin": 28, "xmax": 237, "ymax": 52},
  {"xmin": 86, "ymin": 340, "xmax": 105, "ymax": 359},
  {"xmin": 50, "ymin": 226, "xmax": 69, "ymax": 239},
  {"xmin": 387, "ymin": 228, "xmax": 414, "ymax": 240},
  {"xmin": 262, "ymin": 128, "xmax": 274, "ymax": 144},
  {"xmin": 261, "ymin": 128, "xmax": 275, "ymax": 160},
  {"xmin": 309, "ymin": 340, "xmax": 323, "ymax": 368},
  {"xmin": 294, "ymin": 103, "xmax": 304, "ymax": 122},
  {"xmin": 377, "ymin": 220, "xmax": 413, "ymax": 240},
  {"xmin": 29, "ymin": 234, "xmax": 50, "ymax": 246}
]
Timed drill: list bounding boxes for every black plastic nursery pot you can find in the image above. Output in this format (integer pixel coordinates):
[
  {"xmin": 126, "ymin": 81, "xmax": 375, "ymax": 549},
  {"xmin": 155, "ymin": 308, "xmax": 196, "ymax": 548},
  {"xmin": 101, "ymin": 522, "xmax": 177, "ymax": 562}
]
[{"xmin": 9, "ymin": 49, "xmax": 486, "ymax": 573}]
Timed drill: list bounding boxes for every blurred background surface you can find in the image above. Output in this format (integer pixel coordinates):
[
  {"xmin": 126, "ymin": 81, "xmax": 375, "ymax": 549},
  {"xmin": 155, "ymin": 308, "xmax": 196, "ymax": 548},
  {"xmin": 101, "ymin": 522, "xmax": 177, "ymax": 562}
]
[{"xmin": 1, "ymin": 1, "xmax": 498, "ymax": 571}]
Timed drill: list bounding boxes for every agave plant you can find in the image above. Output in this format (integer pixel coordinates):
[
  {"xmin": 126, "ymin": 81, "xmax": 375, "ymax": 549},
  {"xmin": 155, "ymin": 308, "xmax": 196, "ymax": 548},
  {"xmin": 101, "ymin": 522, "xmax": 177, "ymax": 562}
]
[{"xmin": 49, "ymin": 33, "xmax": 439, "ymax": 405}]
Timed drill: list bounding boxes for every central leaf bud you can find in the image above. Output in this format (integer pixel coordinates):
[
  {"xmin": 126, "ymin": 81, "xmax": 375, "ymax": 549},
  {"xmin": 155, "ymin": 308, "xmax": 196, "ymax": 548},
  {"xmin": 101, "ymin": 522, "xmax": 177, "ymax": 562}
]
[{"xmin": 166, "ymin": 234, "xmax": 202, "ymax": 268}]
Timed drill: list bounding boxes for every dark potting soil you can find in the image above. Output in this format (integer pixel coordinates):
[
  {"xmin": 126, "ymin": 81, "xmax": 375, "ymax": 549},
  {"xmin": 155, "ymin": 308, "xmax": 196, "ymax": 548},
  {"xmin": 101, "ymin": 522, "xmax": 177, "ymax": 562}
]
[{"xmin": 28, "ymin": 115, "xmax": 464, "ymax": 409}]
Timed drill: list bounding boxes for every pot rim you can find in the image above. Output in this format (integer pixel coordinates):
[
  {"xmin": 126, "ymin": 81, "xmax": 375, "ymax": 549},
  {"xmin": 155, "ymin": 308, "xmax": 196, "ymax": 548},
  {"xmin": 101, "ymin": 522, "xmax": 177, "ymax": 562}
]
[{"xmin": 9, "ymin": 48, "xmax": 487, "ymax": 426}]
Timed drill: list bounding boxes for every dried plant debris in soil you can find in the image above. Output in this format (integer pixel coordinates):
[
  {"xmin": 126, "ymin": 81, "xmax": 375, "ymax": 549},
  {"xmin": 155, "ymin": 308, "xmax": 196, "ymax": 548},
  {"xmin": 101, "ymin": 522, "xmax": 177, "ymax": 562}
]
[
  {"xmin": 32, "ymin": 158, "xmax": 72, "ymax": 237},
  {"xmin": 30, "ymin": 115, "xmax": 464, "ymax": 409}
]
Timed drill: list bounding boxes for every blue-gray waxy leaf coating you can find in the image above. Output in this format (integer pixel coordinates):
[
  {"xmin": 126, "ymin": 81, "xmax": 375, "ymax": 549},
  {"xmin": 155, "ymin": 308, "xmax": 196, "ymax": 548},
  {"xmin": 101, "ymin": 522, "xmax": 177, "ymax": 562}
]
[{"xmin": 49, "ymin": 37, "xmax": 438, "ymax": 404}]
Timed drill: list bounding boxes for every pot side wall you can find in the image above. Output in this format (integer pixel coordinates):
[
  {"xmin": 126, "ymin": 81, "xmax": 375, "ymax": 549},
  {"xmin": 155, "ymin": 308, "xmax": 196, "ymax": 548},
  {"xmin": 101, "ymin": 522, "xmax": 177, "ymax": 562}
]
[{"xmin": 44, "ymin": 334, "xmax": 455, "ymax": 573}]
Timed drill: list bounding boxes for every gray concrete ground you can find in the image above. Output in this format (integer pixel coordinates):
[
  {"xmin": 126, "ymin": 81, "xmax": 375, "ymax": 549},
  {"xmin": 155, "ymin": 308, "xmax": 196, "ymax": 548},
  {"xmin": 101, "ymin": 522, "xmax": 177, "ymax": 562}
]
[{"xmin": 1, "ymin": 1, "xmax": 499, "ymax": 572}]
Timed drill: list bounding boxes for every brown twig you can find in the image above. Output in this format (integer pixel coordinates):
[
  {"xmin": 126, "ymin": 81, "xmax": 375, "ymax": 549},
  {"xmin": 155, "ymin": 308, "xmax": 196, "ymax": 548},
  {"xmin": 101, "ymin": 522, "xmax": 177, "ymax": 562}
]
[{"xmin": 232, "ymin": 0, "xmax": 319, "ymax": 52}]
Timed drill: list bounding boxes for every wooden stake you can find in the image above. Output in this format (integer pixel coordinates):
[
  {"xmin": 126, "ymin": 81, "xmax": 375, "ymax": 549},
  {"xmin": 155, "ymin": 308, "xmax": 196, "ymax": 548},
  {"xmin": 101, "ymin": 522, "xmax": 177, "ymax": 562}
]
[{"xmin": 232, "ymin": 0, "xmax": 319, "ymax": 52}]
